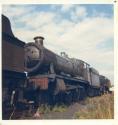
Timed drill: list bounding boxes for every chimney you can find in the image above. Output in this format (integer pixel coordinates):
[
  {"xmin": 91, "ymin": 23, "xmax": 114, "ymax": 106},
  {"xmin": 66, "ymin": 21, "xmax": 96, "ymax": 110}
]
[{"xmin": 34, "ymin": 36, "xmax": 44, "ymax": 46}]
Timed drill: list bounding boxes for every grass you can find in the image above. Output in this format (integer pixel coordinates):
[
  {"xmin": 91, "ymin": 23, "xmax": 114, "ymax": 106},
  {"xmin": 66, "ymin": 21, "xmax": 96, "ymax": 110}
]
[
  {"xmin": 52, "ymin": 104, "xmax": 67, "ymax": 112},
  {"xmin": 74, "ymin": 93, "xmax": 114, "ymax": 119},
  {"xmin": 37, "ymin": 103, "xmax": 68, "ymax": 114},
  {"xmin": 37, "ymin": 104, "xmax": 51, "ymax": 113},
  {"xmin": 12, "ymin": 93, "xmax": 114, "ymax": 119}
]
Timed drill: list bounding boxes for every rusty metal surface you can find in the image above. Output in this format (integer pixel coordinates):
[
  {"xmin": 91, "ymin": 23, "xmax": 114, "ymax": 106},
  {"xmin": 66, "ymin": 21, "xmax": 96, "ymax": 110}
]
[
  {"xmin": 2, "ymin": 40, "xmax": 25, "ymax": 72},
  {"xmin": 29, "ymin": 77, "xmax": 48, "ymax": 90},
  {"xmin": 2, "ymin": 15, "xmax": 25, "ymax": 73}
]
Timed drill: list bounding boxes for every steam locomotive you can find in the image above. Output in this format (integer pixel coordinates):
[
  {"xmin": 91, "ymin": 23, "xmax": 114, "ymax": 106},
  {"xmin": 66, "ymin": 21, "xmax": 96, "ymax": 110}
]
[
  {"xmin": 24, "ymin": 36, "xmax": 111, "ymax": 105},
  {"xmin": 2, "ymin": 14, "xmax": 111, "ymax": 116}
]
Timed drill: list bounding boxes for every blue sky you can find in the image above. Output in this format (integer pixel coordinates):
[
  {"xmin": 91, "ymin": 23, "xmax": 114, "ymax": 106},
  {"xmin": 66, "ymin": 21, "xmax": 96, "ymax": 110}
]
[{"xmin": 2, "ymin": 4, "xmax": 114, "ymax": 83}]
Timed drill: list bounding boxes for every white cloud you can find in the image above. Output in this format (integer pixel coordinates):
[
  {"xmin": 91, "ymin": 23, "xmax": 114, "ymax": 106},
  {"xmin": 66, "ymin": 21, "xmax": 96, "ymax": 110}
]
[
  {"xmin": 51, "ymin": 4, "xmax": 74, "ymax": 13},
  {"xmin": 21, "ymin": 11, "xmax": 56, "ymax": 29},
  {"xmin": 2, "ymin": 5, "xmax": 114, "ymax": 83},
  {"xmin": 2, "ymin": 5, "xmax": 32, "ymax": 18},
  {"xmin": 61, "ymin": 4, "xmax": 74, "ymax": 12},
  {"xmin": 71, "ymin": 6, "xmax": 87, "ymax": 21}
]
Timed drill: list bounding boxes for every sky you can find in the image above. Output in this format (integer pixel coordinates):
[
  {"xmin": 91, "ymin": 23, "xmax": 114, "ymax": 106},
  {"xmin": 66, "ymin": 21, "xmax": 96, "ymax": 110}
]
[{"xmin": 2, "ymin": 4, "xmax": 114, "ymax": 84}]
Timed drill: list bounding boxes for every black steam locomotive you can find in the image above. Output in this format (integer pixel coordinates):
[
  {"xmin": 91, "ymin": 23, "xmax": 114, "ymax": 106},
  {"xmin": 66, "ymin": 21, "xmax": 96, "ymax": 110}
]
[
  {"xmin": 2, "ymin": 15, "xmax": 111, "ymax": 117},
  {"xmin": 24, "ymin": 36, "xmax": 111, "ymax": 105}
]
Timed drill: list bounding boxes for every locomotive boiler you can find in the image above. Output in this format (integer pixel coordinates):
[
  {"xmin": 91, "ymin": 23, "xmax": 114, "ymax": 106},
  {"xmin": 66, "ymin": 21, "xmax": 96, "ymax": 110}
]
[{"xmin": 25, "ymin": 36, "xmax": 88, "ymax": 78}]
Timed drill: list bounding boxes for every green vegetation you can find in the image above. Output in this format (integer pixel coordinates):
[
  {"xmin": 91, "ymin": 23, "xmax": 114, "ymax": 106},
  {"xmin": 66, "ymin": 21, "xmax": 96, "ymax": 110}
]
[
  {"xmin": 37, "ymin": 104, "xmax": 51, "ymax": 113},
  {"xmin": 74, "ymin": 93, "xmax": 114, "ymax": 119},
  {"xmin": 37, "ymin": 103, "xmax": 68, "ymax": 114},
  {"xmin": 52, "ymin": 104, "xmax": 67, "ymax": 112}
]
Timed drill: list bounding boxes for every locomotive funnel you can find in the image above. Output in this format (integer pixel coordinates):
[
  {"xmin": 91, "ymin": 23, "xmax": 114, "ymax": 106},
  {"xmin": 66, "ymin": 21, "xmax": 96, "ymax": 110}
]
[{"xmin": 34, "ymin": 36, "xmax": 44, "ymax": 46}]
